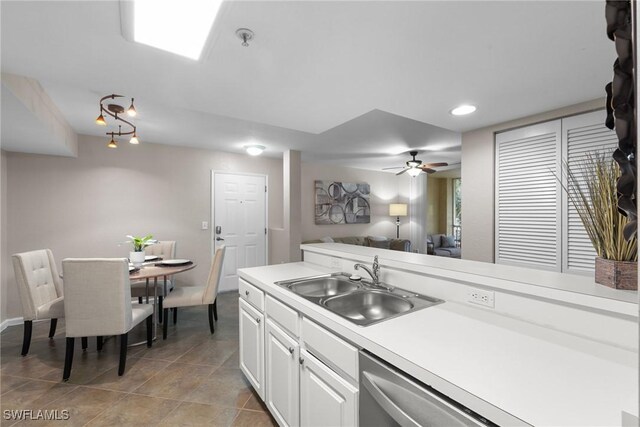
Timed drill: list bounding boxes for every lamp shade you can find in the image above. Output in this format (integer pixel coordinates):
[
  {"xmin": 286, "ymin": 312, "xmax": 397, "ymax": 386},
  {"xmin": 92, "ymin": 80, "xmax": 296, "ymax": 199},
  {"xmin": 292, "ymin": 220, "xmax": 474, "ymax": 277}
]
[{"xmin": 389, "ymin": 203, "xmax": 408, "ymax": 217}]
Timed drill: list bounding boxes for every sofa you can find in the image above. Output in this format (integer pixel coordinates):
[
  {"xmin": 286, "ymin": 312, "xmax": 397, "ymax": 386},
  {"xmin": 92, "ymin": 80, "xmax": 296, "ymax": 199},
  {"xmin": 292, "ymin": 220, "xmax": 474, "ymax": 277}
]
[
  {"xmin": 427, "ymin": 234, "xmax": 461, "ymax": 258},
  {"xmin": 302, "ymin": 236, "xmax": 412, "ymax": 252}
]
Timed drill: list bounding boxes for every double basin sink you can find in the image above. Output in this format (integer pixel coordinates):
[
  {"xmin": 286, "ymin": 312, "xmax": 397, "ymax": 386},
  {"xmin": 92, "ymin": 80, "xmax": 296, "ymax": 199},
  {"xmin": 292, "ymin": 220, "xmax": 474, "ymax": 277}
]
[{"xmin": 275, "ymin": 273, "xmax": 443, "ymax": 326}]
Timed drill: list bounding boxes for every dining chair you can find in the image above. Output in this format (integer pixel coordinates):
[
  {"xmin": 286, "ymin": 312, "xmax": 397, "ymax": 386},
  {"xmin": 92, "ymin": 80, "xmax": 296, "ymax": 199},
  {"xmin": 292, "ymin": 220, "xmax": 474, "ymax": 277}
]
[
  {"xmin": 12, "ymin": 249, "xmax": 65, "ymax": 356},
  {"xmin": 61, "ymin": 258, "xmax": 153, "ymax": 381},
  {"xmin": 162, "ymin": 246, "xmax": 226, "ymax": 339},
  {"xmin": 130, "ymin": 240, "xmax": 176, "ymax": 322}
]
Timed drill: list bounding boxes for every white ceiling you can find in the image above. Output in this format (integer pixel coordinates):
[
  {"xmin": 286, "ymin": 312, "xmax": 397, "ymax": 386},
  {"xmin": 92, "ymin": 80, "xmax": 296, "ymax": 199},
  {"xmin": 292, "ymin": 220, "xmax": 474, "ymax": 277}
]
[{"xmin": 0, "ymin": 1, "xmax": 613, "ymax": 171}]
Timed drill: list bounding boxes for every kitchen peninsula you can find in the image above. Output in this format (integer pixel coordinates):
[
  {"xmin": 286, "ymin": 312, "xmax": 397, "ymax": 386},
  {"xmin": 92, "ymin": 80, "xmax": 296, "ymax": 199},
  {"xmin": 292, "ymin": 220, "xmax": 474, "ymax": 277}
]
[{"xmin": 238, "ymin": 243, "xmax": 638, "ymax": 427}]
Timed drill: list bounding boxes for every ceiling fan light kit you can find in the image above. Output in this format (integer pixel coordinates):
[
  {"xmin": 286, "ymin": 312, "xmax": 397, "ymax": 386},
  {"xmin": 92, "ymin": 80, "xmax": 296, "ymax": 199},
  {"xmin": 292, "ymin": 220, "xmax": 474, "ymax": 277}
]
[
  {"xmin": 95, "ymin": 94, "xmax": 139, "ymax": 148},
  {"xmin": 392, "ymin": 151, "xmax": 449, "ymax": 177}
]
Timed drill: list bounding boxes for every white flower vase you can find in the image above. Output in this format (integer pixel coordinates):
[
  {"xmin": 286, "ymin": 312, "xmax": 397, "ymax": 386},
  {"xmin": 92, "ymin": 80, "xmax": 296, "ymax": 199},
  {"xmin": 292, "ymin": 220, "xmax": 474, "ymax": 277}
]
[{"xmin": 130, "ymin": 251, "xmax": 145, "ymax": 268}]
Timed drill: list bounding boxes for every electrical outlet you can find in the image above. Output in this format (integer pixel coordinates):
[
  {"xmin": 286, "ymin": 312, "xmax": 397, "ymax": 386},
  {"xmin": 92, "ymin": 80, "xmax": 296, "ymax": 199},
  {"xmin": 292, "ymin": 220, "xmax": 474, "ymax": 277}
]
[
  {"xmin": 201, "ymin": 221, "xmax": 208, "ymax": 230},
  {"xmin": 329, "ymin": 257, "xmax": 341, "ymax": 269},
  {"xmin": 467, "ymin": 288, "xmax": 495, "ymax": 308}
]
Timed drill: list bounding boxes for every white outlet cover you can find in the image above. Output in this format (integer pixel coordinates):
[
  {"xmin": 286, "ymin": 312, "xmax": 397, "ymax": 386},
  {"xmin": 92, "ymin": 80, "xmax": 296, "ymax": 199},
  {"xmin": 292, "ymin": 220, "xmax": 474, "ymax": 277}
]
[
  {"xmin": 467, "ymin": 288, "xmax": 495, "ymax": 308},
  {"xmin": 201, "ymin": 221, "xmax": 208, "ymax": 230}
]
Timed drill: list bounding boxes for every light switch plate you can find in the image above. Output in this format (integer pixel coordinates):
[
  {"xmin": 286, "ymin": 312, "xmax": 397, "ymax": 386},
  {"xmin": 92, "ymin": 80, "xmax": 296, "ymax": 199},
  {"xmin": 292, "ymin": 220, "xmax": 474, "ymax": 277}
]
[{"xmin": 201, "ymin": 221, "xmax": 208, "ymax": 230}]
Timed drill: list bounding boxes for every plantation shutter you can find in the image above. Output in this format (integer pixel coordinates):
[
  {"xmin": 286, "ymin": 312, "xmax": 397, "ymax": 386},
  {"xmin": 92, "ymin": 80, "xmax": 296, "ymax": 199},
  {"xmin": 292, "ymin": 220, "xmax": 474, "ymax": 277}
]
[
  {"xmin": 562, "ymin": 111, "xmax": 618, "ymax": 275},
  {"xmin": 495, "ymin": 120, "xmax": 562, "ymax": 271}
]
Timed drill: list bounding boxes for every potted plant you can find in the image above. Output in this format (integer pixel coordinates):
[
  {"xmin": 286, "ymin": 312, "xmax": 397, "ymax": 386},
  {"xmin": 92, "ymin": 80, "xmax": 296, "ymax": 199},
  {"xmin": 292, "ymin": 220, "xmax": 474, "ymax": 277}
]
[
  {"xmin": 126, "ymin": 234, "xmax": 155, "ymax": 267},
  {"xmin": 562, "ymin": 152, "xmax": 637, "ymax": 289}
]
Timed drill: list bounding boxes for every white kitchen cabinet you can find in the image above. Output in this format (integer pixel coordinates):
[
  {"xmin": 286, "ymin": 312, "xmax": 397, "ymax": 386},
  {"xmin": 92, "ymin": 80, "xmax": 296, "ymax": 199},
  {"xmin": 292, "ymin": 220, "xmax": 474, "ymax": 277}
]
[
  {"xmin": 299, "ymin": 349, "xmax": 358, "ymax": 427},
  {"xmin": 239, "ymin": 298, "xmax": 265, "ymax": 399},
  {"xmin": 265, "ymin": 319, "xmax": 300, "ymax": 427}
]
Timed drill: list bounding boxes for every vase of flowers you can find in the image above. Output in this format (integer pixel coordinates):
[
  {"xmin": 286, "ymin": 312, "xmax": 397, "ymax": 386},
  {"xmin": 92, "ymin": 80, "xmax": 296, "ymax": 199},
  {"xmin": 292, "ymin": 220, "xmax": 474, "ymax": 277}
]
[
  {"xmin": 562, "ymin": 152, "xmax": 637, "ymax": 289},
  {"xmin": 127, "ymin": 234, "xmax": 155, "ymax": 267}
]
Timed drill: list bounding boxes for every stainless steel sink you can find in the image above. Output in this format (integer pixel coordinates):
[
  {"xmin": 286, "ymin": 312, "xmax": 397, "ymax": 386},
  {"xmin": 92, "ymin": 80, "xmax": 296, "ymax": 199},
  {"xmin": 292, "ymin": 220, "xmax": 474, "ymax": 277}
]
[
  {"xmin": 286, "ymin": 276, "xmax": 362, "ymax": 299},
  {"xmin": 322, "ymin": 291, "xmax": 414, "ymax": 325},
  {"xmin": 276, "ymin": 273, "xmax": 444, "ymax": 326}
]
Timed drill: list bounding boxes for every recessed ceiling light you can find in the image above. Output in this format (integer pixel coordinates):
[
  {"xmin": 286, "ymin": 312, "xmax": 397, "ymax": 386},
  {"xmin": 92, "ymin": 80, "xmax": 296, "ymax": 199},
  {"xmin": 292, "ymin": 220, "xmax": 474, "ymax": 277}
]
[
  {"xmin": 133, "ymin": 0, "xmax": 222, "ymax": 60},
  {"xmin": 450, "ymin": 105, "xmax": 477, "ymax": 116},
  {"xmin": 245, "ymin": 145, "xmax": 265, "ymax": 156}
]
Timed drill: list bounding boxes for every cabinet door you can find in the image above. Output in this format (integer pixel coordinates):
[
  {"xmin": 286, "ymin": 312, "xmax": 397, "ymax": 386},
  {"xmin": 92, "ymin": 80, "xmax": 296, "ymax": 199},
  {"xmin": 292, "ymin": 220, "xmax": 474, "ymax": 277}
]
[
  {"xmin": 265, "ymin": 319, "xmax": 299, "ymax": 427},
  {"xmin": 300, "ymin": 349, "xmax": 358, "ymax": 427},
  {"xmin": 495, "ymin": 120, "xmax": 562, "ymax": 271},
  {"xmin": 239, "ymin": 298, "xmax": 265, "ymax": 400}
]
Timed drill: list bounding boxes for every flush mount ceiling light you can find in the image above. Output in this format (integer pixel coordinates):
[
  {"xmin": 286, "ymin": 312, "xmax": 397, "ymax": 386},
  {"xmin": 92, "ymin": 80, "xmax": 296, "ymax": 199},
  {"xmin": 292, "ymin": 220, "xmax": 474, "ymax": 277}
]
[
  {"xmin": 450, "ymin": 104, "xmax": 477, "ymax": 116},
  {"xmin": 236, "ymin": 28, "xmax": 254, "ymax": 47},
  {"xmin": 133, "ymin": 0, "xmax": 222, "ymax": 60},
  {"xmin": 245, "ymin": 145, "xmax": 265, "ymax": 156},
  {"xmin": 96, "ymin": 94, "xmax": 139, "ymax": 148}
]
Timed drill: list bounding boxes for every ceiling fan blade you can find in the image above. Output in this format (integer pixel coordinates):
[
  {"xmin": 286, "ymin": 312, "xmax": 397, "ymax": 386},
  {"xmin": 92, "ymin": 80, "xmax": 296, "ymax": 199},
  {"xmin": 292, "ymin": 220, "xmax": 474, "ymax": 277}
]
[
  {"xmin": 396, "ymin": 168, "xmax": 409, "ymax": 176},
  {"xmin": 423, "ymin": 168, "xmax": 437, "ymax": 174},
  {"xmin": 382, "ymin": 166, "xmax": 404, "ymax": 170},
  {"xmin": 422, "ymin": 162, "xmax": 449, "ymax": 168}
]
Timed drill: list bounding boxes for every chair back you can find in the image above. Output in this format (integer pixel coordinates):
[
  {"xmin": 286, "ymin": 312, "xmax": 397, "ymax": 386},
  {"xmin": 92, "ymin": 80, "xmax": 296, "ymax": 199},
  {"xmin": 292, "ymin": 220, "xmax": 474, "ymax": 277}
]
[
  {"xmin": 62, "ymin": 258, "xmax": 132, "ymax": 338},
  {"xmin": 202, "ymin": 246, "xmax": 226, "ymax": 304},
  {"xmin": 12, "ymin": 249, "xmax": 62, "ymax": 321},
  {"xmin": 145, "ymin": 241, "xmax": 176, "ymax": 260}
]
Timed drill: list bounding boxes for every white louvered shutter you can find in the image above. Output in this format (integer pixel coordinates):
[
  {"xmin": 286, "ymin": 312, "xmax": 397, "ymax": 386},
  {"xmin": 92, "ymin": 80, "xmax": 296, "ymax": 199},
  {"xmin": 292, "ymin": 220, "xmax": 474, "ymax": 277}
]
[
  {"xmin": 495, "ymin": 120, "xmax": 562, "ymax": 271},
  {"xmin": 562, "ymin": 110, "xmax": 618, "ymax": 274}
]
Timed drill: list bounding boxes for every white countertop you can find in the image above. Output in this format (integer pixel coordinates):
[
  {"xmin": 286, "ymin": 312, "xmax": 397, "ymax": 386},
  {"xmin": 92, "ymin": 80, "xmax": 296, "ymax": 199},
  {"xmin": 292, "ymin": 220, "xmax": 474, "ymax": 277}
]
[
  {"xmin": 238, "ymin": 262, "xmax": 638, "ymax": 427},
  {"xmin": 302, "ymin": 243, "xmax": 639, "ymax": 316}
]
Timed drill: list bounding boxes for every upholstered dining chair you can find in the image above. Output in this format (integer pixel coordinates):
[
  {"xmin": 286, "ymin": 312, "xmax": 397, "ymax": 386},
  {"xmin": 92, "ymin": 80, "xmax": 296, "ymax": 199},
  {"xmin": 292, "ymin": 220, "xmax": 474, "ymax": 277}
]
[
  {"xmin": 62, "ymin": 258, "xmax": 153, "ymax": 381},
  {"xmin": 162, "ymin": 246, "xmax": 226, "ymax": 340},
  {"xmin": 130, "ymin": 240, "xmax": 176, "ymax": 322},
  {"xmin": 12, "ymin": 249, "xmax": 64, "ymax": 356}
]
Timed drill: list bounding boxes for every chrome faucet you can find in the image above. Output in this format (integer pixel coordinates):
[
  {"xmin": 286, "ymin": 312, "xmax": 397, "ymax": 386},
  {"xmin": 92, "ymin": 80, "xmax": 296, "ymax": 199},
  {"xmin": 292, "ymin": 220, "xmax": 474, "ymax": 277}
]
[{"xmin": 354, "ymin": 255, "xmax": 382, "ymax": 286}]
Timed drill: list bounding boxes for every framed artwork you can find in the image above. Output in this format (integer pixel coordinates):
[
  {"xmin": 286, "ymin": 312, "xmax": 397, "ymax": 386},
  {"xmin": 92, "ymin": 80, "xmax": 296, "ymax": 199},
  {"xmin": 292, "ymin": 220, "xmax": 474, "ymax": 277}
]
[{"xmin": 314, "ymin": 180, "xmax": 370, "ymax": 224}]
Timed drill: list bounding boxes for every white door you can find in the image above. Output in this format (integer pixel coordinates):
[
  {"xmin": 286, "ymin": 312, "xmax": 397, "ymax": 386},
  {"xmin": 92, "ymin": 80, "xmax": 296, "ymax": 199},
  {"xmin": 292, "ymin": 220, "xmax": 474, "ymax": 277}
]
[
  {"xmin": 299, "ymin": 349, "xmax": 358, "ymax": 427},
  {"xmin": 213, "ymin": 173, "xmax": 267, "ymax": 291},
  {"xmin": 239, "ymin": 299, "xmax": 265, "ymax": 400},
  {"xmin": 266, "ymin": 319, "xmax": 300, "ymax": 427}
]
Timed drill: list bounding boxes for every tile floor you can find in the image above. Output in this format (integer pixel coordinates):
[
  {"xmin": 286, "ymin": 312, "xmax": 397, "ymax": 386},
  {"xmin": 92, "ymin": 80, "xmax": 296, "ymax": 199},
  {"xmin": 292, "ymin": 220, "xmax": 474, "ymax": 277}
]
[{"xmin": 0, "ymin": 292, "xmax": 276, "ymax": 426}]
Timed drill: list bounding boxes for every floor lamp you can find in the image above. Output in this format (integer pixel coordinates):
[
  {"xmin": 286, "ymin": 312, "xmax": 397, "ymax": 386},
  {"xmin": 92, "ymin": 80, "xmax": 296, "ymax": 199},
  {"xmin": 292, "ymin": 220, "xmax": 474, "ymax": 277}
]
[{"xmin": 389, "ymin": 204, "xmax": 408, "ymax": 239}]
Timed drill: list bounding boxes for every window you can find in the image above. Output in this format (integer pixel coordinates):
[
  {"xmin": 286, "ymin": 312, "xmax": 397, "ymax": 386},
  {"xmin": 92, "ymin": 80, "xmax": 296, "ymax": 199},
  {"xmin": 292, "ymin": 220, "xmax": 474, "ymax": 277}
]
[{"xmin": 453, "ymin": 178, "xmax": 462, "ymax": 246}]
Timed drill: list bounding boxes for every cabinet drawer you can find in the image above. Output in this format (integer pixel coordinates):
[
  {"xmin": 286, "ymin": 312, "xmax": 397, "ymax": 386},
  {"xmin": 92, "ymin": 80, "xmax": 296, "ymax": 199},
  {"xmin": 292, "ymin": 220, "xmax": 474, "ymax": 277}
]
[
  {"xmin": 239, "ymin": 279, "xmax": 265, "ymax": 311},
  {"xmin": 301, "ymin": 317, "xmax": 358, "ymax": 382},
  {"xmin": 266, "ymin": 295, "xmax": 299, "ymax": 338}
]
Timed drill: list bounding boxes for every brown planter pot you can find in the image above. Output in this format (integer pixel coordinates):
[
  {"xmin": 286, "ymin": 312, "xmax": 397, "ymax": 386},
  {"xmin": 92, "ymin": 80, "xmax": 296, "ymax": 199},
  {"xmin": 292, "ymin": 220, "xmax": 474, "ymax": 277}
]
[{"xmin": 594, "ymin": 257, "xmax": 638, "ymax": 290}]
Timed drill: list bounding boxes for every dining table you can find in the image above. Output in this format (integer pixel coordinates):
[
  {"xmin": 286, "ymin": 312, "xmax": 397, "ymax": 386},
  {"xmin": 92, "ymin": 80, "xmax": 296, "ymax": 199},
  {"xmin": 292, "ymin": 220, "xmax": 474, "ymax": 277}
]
[{"xmin": 128, "ymin": 260, "xmax": 197, "ymax": 345}]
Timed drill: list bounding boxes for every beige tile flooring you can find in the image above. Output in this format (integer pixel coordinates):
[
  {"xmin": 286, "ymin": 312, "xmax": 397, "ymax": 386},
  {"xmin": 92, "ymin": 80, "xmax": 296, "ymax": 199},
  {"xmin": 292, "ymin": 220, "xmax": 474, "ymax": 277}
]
[{"xmin": 0, "ymin": 292, "xmax": 276, "ymax": 426}]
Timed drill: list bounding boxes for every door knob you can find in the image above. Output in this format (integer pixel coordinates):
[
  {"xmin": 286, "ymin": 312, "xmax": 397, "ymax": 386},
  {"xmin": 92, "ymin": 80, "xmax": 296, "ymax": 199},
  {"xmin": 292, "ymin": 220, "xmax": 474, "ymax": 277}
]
[
  {"xmin": 245, "ymin": 290, "xmax": 249, "ymax": 296},
  {"xmin": 256, "ymin": 318, "xmax": 261, "ymax": 324},
  {"xmin": 299, "ymin": 357, "xmax": 304, "ymax": 365},
  {"xmin": 216, "ymin": 237, "xmax": 225, "ymax": 241},
  {"xmin": 288, "ymin": 347, "xmax": 295, "ymax": 354}
]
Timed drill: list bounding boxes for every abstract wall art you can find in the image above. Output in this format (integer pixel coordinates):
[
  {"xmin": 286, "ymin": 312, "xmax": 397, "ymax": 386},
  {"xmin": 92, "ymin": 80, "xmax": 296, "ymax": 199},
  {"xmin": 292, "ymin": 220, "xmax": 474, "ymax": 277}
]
[{"xmin": 314, "ymin": 180, "xmax": 371, "ymax": 225}]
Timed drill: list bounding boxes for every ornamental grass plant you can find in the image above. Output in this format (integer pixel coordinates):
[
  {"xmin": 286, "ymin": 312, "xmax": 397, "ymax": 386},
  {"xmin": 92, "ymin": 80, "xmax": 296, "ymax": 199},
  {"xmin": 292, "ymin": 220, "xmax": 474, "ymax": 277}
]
[{"xmin": 562, "ymin": 152, "xmax": 637, "ymax": 262}]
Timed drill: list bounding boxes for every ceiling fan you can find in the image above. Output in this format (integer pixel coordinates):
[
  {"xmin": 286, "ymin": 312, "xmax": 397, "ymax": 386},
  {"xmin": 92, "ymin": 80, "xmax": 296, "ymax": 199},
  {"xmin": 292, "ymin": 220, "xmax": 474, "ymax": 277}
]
[{"xmin": 383, "ymin": 151, "xmax": 449, "ymax": 176}]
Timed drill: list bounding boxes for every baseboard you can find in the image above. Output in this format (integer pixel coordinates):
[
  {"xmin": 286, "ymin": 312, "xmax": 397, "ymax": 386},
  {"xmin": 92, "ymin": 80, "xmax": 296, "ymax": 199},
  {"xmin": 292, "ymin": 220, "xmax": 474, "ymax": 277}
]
[{"xmin": 0, "ymin": 317, "xmax": 23, "ymax": 332}]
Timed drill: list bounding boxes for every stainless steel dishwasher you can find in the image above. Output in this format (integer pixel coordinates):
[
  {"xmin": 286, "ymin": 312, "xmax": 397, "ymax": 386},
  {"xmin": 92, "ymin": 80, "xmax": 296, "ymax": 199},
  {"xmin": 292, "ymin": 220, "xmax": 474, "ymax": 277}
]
[{"xmin": 359, "ymin": 351, "xmax": 496, "ymax": 426}]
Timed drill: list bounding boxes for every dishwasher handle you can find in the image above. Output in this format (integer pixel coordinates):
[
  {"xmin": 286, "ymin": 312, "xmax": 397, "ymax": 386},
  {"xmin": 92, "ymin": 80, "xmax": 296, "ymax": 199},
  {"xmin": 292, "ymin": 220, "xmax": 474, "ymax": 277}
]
[
  {"xmin": 362, "ymin": 372, "xmax": 421, "ymax": 427},
  {"xmin": 362, "ymin": 370, "xmax": 487, "ymax": 427}
]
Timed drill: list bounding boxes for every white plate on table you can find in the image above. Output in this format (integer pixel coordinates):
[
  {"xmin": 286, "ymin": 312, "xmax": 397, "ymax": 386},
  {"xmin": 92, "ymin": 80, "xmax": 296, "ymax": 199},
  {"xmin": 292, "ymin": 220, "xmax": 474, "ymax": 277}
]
[
  {"xmin": 145, "ymin": 255, "xmax": 159, "ymax": 261},
  {"xmin": 128, "ymin": 265, "xmax": 137, "ymax": 272},
  {"xmin": 158, "ymin": 259, "xmax": 191, "ymax": 266}
]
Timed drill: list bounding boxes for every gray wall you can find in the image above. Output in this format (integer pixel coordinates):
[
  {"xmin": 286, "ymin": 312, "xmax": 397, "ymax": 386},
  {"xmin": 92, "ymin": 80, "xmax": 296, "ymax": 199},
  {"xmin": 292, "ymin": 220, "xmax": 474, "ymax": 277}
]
[
  {"xmin": 2, "ymin": 135, "xmax": 284, "ymax": 321},
  {"xmin": 300, "ymin": 162, "xmax": 407, "ymax": 242},
  {"xmin": 460, "ymin": 98, "xmax": 605, "ymax": 262},
  {"xmin": 1, "ymin": 137, "xmax": 407, "ymax": 322}
]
